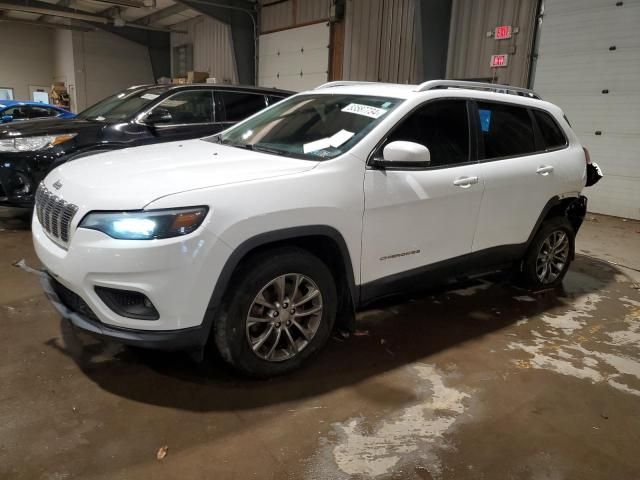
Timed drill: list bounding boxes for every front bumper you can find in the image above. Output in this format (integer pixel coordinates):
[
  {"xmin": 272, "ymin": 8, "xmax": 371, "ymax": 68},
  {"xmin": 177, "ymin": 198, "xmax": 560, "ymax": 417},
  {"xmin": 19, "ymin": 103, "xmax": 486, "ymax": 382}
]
[
  {"xmin": 32, "ymin": 210, "xmax": 233, "ymax": 335},
  {"xmin": 41, "ymin": 273, "xmax": 207, "ymax": 350}
]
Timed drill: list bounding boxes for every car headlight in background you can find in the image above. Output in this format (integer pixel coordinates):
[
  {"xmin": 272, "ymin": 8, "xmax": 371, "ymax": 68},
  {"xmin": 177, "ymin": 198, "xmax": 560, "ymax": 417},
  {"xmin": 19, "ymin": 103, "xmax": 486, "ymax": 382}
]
[
  {"xmin": 0, "ymin": 133, "xmax": 77, "ymax": 152},
  {"xmin": 79, "ymin": 207, "xmax": 209, "ymax": 240}
]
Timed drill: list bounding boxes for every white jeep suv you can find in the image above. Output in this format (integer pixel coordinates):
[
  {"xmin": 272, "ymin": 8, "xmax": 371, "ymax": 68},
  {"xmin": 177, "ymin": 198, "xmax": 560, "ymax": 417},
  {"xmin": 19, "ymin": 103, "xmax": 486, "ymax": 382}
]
[{"xmin": 32, "ymin": 80, "xmax": 589, "ymax": 377}]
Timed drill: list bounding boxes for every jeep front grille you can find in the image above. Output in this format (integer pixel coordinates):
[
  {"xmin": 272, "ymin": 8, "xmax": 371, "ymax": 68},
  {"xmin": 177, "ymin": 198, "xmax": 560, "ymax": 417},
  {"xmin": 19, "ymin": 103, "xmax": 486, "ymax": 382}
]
[{"xmin": 35, "ymin": 184, "xmax": 79, "ymax": 246}]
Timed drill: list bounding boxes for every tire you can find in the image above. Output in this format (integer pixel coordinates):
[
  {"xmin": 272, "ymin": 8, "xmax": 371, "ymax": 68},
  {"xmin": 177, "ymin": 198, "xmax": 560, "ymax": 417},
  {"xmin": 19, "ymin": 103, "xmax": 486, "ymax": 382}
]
[
  {"xmin": 214, "ymin": 247, "xmax": 337, "ymax": 378},
  {"xmin": 518, "ymin": 216, "xmax": 575, "ymax": 289}
]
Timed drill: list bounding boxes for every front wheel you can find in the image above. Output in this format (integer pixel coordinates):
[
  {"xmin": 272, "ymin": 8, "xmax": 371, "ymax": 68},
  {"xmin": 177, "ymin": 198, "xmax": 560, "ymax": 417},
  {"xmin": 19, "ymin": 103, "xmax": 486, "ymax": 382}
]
[
  {"xmin": 214, "ymin": 247, "xmax": 337, "ymax": 378},
  {"xmin": 518, "ymin": 217, "xmax": 575, "ymax": 289}
]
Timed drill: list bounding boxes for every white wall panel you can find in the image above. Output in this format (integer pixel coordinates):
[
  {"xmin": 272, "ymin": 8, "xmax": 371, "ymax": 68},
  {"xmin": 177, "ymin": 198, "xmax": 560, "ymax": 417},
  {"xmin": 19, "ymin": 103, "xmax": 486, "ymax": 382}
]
[
  {"xmin": 534, "ymin": 0, "xmax": 640, "ymax": 219},
  {"xmin": 72, "ymin": 30, "xmax": 154, "ymax": 111},
  {"xmin": 259, "ymin": 22, "xmax": 330, "ymax": 91},
  {"xmin": 171, "ymin": 15, "xmax": 239, "ymax": 84}
]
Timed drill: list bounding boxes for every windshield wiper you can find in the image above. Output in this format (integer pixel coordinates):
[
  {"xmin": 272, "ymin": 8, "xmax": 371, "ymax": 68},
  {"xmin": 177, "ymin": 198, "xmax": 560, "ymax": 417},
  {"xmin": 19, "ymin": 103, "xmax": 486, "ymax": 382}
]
[{"xmin": 251, "ymin": 145, "xmax": 287, "ymax": 156}]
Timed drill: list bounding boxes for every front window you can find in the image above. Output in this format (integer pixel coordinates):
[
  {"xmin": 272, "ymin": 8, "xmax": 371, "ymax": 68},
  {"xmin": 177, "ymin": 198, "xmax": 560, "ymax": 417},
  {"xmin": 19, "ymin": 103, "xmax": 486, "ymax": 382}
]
[
  {"xmin": 212, "ymin": 94, "xmax": 402, "ymax": 160},
  {"xmin": 77, "ymin": 87, "xmax": 169, "ymax": 122},
  {"xmin": 147, "ymin": 90, "xmax": 214, "ymax": 124}
]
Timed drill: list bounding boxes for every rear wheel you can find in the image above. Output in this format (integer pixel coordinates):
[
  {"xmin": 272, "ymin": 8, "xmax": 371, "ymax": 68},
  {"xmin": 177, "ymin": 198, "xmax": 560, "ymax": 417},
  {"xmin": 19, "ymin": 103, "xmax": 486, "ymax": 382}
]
[
  {"xmin": 518, "ymin": 217, "xmax": 575, "ymax": 289},
  {"xmin": 214, "ymin": 247, "xmax": 337, "ymax": 378}
]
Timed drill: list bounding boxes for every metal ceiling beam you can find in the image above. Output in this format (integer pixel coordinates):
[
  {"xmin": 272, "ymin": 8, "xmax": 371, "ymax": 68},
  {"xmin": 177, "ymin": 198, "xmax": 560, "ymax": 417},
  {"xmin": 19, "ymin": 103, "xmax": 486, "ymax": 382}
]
[
  {"xmin": 0, "ymin": 0, "xmax": 185, "ymax": 31},
  {"xmin": 174, "ymin": 0, "xmax": 256, "ymax": 84},
  {"xmin": 0, "ymin": 16, "xmax": 95, "ymax": 31},
  {"xmin": 0, "ymin": 2, "xmax": 110, "ymax": 23},
  {"xmin": 133, "ymin": 2, "xmax": 188, "ymax": 25},
  {"xmin": 90, "ymin": 0, "xmax": 146, "ymax": 8}
]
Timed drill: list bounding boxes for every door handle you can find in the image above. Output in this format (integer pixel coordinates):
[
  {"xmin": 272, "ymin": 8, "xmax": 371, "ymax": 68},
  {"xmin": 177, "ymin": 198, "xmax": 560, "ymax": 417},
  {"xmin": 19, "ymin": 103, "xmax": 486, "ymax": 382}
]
[
  {"xmin": 536, "ymin": 165, "xmax": 554, "ymax": 175},
  {"xmin": 453, "ymin": 176, "xmax": 479, "ymax": 187}
]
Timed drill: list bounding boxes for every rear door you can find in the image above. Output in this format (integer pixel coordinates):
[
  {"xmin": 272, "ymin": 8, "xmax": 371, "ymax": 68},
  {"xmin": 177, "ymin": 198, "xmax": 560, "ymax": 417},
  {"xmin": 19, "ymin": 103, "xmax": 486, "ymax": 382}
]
[
  {"xmin": 214, "ymin": 91, "xmax": 269, "ymax": 130},
  {"xmin": 361, "ymin": 99, "xmax": 484, "ymax": 293},
  {"xmin": 144, "ymin": 89, "xmax": 216, "ymax": 141},
  {"xmin": 471, "ymin": 101, "xmax": 566, "ymax": 253}
]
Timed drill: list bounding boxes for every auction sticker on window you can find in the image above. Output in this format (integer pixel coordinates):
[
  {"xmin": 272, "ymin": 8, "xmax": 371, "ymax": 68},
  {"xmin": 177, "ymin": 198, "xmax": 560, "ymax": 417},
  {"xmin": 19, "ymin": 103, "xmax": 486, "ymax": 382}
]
[{"xmin": 341, "ymin": 103, "xmax": 388, "ymax": 119}]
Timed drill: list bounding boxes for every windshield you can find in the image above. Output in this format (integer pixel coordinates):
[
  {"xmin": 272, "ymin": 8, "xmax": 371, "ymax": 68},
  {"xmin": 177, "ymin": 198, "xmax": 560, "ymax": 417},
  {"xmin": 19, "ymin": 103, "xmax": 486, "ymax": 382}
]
[
  {"xmin": 212, "ymin": 94, "xmax": 402, "ymax": 160},
  {"xmin": 77, "ymin": 87, "xmax": 169, "ymax": 122}
]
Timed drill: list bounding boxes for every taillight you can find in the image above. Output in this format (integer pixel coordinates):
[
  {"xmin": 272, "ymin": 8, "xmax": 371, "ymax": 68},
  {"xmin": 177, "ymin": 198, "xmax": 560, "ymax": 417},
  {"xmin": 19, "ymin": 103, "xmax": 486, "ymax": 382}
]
[{"xmin": 583, "ymin": 147, "xmax": 591, "ymax": 164}]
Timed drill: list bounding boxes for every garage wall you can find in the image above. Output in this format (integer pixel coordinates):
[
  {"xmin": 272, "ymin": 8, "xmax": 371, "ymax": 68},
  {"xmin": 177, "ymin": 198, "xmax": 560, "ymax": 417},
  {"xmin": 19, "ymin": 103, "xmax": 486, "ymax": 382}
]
[
  {"xmin": 259, "ymin": 0, "xmax": 330, "ymax": 33},
  {"xmin": 342, "ymin": 0, "xmax": 421, "ymax": 84},
  {"xmin": 0, "ymin": 23, "xmax": 54, "ymax": 101},
  {"xmin": 533, "ymin": 0, "xmax": 640, "ymax": 220},
  {"xmin": 171, "ymin": 15, "xmax": 239, "ymax": 84},
  {"xmin": 446, "ymin": 0, "xmax": 537, "ymax": 87},
  {"xmin": 72, "ymin": 30, "xmax": 154, "ymax": 111}
]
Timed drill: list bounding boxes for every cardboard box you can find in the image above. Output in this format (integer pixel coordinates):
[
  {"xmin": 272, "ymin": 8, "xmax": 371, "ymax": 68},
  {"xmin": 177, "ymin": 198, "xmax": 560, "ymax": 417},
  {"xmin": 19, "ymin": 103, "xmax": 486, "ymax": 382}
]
[
  {"xmin": 172, "ymin": 77, "xmax": 187, "ymax": 85},
  {"xmin": 186, "ymin": 71, "xmax": 208, "ymax": 83}
]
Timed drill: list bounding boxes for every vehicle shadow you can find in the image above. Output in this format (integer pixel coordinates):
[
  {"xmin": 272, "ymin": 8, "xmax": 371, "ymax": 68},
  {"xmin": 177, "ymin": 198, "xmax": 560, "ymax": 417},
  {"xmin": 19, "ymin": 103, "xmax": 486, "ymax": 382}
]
[
  {"xmin": 46, "ymin": 254, "xmax": 617, "ymax": 413},
  {"xmin": 0, "ymin": 207, "xmax": 32, "ymax": 231}
]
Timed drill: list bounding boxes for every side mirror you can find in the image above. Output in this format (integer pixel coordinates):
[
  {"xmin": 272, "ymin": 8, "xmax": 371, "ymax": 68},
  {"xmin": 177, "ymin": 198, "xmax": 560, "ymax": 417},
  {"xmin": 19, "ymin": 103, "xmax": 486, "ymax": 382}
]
[
  {"xmin": 1, "ymin": 114, "xmax": 13, "ymax": 123},
  {"xmin": 379, "ymin": 141, "xmax": 430, "ymax": 168},
  {"xmin": 144, "ymin": 108, "xmax": 173, "ymax": 125}
]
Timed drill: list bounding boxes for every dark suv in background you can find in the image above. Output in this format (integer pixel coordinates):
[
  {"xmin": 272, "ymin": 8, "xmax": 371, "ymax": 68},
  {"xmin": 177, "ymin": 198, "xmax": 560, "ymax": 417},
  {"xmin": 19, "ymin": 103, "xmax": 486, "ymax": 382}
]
[{"xmin": 0, "ymin": 84, "xmax": 292, "ymax": 208}]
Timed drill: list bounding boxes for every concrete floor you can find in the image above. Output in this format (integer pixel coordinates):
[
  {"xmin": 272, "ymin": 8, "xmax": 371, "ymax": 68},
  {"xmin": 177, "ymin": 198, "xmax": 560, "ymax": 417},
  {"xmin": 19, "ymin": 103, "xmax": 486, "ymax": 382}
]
[{"xmin": 1, "ymin": 210, "xmax": 639, "ymax": 480}]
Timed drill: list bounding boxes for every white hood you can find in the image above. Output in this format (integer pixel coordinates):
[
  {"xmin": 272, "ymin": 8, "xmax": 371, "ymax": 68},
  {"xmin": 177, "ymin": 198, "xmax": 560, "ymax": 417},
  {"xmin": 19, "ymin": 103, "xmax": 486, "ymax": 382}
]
[{"xmin": 44, "ymin": 139, "xmax": 318, "ymax": 210}]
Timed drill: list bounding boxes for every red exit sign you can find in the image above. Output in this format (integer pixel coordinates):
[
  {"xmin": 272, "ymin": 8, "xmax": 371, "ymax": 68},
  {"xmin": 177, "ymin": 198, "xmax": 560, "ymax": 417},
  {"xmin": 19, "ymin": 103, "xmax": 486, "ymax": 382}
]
[
  {"xmin": 495, "ymin": 25, "xmax": 512, "ymax": 40},
  {"xmin": 490, "ymin": 54, "xmax": 509, "ymax": 68}
]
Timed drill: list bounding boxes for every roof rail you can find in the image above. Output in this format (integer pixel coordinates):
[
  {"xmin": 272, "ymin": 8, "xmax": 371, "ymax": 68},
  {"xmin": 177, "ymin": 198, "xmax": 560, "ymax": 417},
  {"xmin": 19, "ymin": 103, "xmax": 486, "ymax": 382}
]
[
  {"xmin": 414, "ymin": 80, "xmax": 541, "ymax": 99},
  {"xmin": 315, "ymin": 81, "xmax": 384, "ymax": 90}
]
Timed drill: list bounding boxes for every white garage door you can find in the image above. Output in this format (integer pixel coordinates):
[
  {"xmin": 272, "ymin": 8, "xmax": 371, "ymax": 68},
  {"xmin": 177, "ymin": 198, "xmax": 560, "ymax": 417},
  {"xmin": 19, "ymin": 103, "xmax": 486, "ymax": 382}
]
[
  {"xmin": 258, "ymin": 22, "xmax": 330, "ymax": 92},
  {"xmin": 533, "ymin": 0, "xmax": 640, "ymax": 219}
]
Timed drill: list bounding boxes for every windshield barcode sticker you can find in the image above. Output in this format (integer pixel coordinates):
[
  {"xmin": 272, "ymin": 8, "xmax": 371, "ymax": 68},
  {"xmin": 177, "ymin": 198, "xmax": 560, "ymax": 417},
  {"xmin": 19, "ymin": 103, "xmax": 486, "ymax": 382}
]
[{"xmin": 342, "ymin": 103, "xmax": 388, "ymax": 119}]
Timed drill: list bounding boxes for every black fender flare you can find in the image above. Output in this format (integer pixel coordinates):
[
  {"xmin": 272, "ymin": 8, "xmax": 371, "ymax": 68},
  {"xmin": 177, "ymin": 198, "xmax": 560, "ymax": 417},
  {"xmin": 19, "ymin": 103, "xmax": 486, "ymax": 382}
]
[{"xmin": 200, "ymin": 225, "xmax": 358, "ymax": 338}]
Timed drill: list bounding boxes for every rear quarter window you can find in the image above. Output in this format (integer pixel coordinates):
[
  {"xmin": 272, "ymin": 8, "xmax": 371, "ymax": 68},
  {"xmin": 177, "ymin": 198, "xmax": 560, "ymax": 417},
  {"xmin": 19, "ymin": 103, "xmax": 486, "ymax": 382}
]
[{"xmin": 533, "ymin": 110, "xmax": 567, "ymax": 149}]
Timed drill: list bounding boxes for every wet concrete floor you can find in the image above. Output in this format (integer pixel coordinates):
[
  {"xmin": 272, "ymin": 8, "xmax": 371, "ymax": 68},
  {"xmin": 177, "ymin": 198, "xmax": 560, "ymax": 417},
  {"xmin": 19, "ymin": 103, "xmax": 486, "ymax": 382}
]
[{"xmin": 1, "ymin": 210, "xmax": 639, "ymax": 479}]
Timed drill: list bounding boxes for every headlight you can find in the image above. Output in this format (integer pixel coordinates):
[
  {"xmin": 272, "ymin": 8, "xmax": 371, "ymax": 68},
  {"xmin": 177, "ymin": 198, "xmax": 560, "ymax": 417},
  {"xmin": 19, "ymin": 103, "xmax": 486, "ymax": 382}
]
[
  {"xmin": 0, "ymin": 133, "xmax": 77, "ymax": 152},
  {"xmin": 79, "ymin": 207, "xmax": 209, "ymax": 240}
]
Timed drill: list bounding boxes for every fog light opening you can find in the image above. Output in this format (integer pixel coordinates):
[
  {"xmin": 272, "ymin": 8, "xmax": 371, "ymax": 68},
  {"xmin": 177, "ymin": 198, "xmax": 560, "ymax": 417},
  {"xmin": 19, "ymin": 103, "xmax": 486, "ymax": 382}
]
[{"xmin": 94, "ymin": 286, "xmax": 159, "ymax": 320}]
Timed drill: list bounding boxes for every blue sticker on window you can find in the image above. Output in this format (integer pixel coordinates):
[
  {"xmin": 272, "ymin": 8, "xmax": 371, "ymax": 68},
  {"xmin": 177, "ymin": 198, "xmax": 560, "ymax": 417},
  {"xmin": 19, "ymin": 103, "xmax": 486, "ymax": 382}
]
[{"xmin": 479, "ymin": 109, "xmax": 492, "ymax": 132}]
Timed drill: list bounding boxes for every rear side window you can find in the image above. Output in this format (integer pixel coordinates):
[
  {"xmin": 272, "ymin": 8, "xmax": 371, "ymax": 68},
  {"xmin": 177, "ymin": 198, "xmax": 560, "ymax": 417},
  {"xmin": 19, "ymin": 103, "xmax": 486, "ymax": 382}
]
[
  {"xmin": 217, "ymin": 92, "xmax": 267, "ymax": 122},
  {"xmin": 533, "ymin": 110, "xmax": 567, "ymax": 149},
  {"xmin": 477, "ymin": 102, "xmax": 535, "ymax": 160}
]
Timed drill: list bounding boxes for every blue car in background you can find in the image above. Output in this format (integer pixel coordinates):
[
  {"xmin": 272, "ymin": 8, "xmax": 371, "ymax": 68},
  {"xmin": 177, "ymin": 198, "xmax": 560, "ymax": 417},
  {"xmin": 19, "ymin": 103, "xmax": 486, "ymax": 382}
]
[{"xmin": 0, "ymin": 101, "xmax": 75, "ymax": 123}]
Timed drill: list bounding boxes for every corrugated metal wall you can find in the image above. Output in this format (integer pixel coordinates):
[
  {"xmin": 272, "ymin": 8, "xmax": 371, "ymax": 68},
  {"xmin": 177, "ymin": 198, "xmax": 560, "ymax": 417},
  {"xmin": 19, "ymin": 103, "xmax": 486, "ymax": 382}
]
[
  {"xmin": 342, "ymin": 0, "xmax": 420, "ymax": 84},
  {"xmin": 259, "ymin": 0, "xmax": 330, "ymax": 33},
  {"xmin": 171, "ymin": 15, "xmax": 239, "ymax": 84},
  {"xmin": 446, "ymin": 0, "xmax": 537, "ymax": 87}
]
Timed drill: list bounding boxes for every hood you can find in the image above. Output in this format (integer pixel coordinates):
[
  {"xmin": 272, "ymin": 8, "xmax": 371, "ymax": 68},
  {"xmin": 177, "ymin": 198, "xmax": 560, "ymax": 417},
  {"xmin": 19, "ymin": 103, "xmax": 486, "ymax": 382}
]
[
  {"xmin": 43, "ymin": 139, "xmax": 318, "ymax": 210},
  {"xmin": 0, "ymin": 117, "xmax": 102, "ymax": 138}
]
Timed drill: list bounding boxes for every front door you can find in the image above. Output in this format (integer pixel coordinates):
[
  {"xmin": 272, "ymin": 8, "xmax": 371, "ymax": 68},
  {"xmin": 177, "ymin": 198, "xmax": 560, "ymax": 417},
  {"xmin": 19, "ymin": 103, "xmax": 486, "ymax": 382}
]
[
  {"xmin": 145, "ymin": 89, "xmax": 218, "ymax": 142},
  {"xmin": 361, "ymin": 100, "xmax": 484, "ymax": 298}
]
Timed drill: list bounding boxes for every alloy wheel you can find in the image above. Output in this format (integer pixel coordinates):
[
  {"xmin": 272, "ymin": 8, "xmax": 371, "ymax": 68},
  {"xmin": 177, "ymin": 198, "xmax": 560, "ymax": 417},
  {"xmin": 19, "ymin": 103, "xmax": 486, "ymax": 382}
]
[
  {"xmin": 245, "ymin": 273, "xmax": 323, "ymax": 362},
  {"xmin": 535, "ymin": 230, "xmax": 570, "ymax": 284}
]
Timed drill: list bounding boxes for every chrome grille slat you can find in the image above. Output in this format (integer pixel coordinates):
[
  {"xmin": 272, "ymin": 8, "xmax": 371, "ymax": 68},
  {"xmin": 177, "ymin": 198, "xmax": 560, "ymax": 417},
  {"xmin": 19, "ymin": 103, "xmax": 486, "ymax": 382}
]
[{"xmin": 35, "ymin": 184, "xmax": 79, "ymax": 247}]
